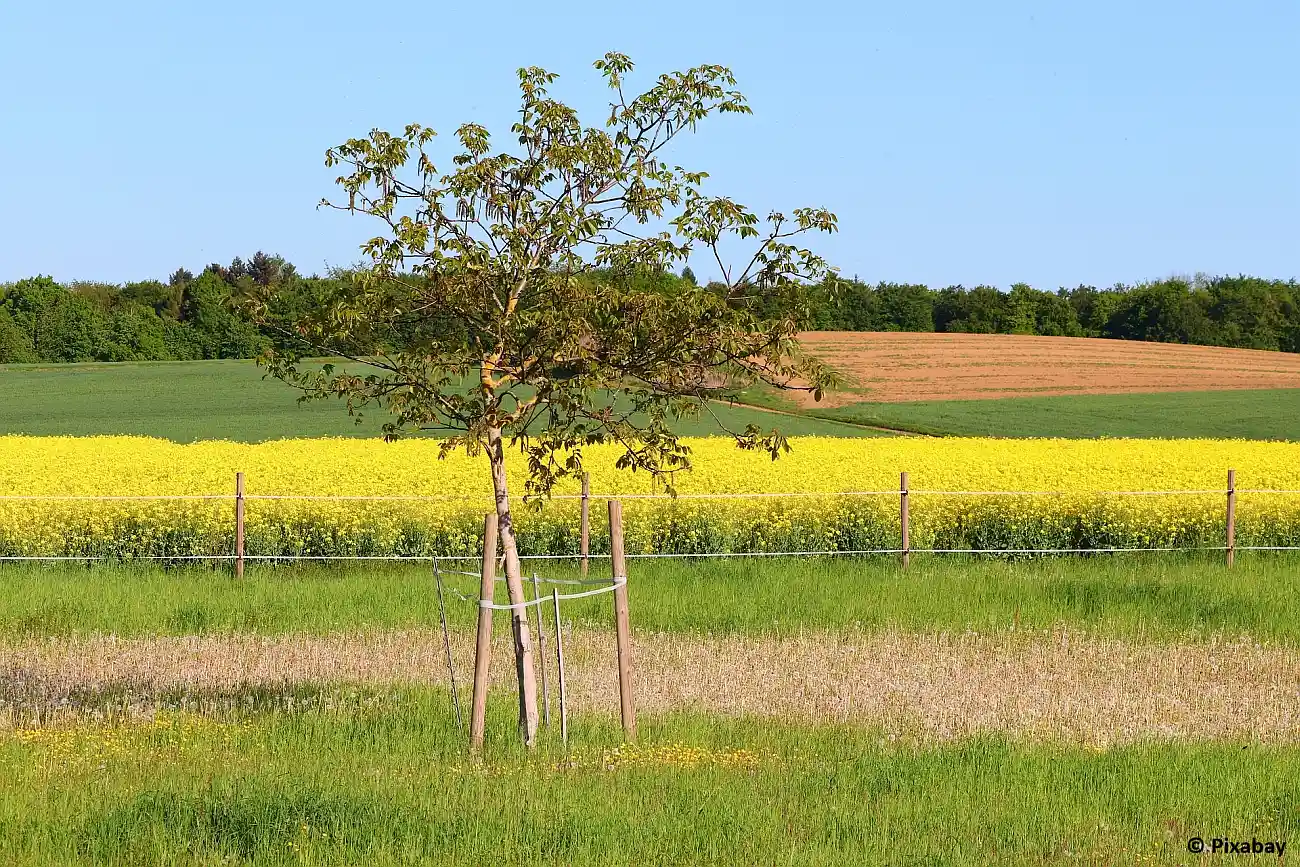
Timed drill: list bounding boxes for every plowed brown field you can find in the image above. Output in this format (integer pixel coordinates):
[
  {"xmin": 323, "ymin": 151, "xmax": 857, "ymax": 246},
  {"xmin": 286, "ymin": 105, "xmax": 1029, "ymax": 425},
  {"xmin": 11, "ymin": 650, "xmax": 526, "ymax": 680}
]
[{"xmin": 796, "ymin": 332, "xmax": 1300, "ymax": 405}]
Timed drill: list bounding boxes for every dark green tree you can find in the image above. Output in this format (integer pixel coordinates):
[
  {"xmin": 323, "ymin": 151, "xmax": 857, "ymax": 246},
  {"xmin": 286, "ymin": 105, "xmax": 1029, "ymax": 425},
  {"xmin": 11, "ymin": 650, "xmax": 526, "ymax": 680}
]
[
  {"xmin": 875, "ymin": 282, "xmax": 933, "ymax": 332},
  {"xmin": 1206, "ymin": 275, "xmax": 1286, "ymax": 350},
  {"xmin": 1108, "ymin": 278, "xmax": 1213, "ymax": 345},
  {"xmin": 183, "ymin": 271, "xmax": 268, "ymax": 358},
  {"xmin": 0, "ymin": 308, "xmax": 37, "ymax": 363},
  {"xmin": 934, "ymin": 285, "xmax": 1011, "ymax": 333}
]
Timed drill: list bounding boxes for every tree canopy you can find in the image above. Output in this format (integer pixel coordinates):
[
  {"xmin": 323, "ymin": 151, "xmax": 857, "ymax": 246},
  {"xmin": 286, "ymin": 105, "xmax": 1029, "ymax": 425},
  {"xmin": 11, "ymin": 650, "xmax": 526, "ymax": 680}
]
[
  {"xmin": 233, "ymin": 53, "xmax": 842, "ymax": 746},
  {"xmin": 242, "ymin": 53, "xmax": 841, "ymax": 498}
]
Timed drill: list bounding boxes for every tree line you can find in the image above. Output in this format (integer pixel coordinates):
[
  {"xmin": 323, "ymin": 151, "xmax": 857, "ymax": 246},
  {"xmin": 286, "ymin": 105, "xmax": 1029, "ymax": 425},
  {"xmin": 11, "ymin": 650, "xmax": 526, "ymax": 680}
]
[
  {"xmin": 802, "ymin": 273, "xmax": 1300, "ymax": 351},
  {"xmin": 2, "ymin": 254, "xmax": 1298, "ymax": 363}
]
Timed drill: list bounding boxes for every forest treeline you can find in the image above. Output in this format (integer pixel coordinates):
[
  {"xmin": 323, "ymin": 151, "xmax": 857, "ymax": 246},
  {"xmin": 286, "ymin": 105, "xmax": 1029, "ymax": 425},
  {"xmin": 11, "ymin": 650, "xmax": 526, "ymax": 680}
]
[
  {"xmin": 2, "ymin": 252, "xmax": 1298, "ymax": 363},
  {"xmin": 806, "ymin": 273, "xmax": 1300, "ymax": 351}
]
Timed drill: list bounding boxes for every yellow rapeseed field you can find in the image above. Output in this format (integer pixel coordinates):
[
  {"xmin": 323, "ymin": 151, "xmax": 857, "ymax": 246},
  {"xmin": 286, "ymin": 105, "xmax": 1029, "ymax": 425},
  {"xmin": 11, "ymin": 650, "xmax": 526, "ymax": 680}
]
[{"xmin": 0, "ymin": 435, "xmax": 1298, "ymax": 556}]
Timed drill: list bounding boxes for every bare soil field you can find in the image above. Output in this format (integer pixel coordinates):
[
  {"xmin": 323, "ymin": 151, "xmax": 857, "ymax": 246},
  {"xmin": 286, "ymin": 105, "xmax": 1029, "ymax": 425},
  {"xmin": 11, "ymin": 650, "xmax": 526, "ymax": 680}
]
[
  {"xmin": 795, "ymin": 332, "xmax": 1300, "ymax": 406},
  {"xmin": 6, "ymin": 629, "xmax": 1298, "ymax": 745}
]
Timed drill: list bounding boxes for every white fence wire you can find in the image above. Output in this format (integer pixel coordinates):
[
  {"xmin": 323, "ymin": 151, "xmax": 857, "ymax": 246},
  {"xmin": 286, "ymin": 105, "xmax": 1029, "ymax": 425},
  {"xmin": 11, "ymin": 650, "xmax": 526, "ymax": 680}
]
[{"xmin": 7, "ymin": 547, "xmax": 1300, "ymax": 565}]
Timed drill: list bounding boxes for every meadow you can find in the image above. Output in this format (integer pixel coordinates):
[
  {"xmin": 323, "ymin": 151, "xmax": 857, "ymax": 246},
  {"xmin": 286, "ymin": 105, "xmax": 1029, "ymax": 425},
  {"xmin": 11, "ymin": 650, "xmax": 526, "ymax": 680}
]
[
  {"xmin": 4, "ymin": 580, "xmax": 1298, "ymax": 866},
  {"xmin": 0, "ymin": 360, "xmax": 881, "ymax": 442},
  {"xmin": 2, "ymin": 555, "xmax": 1299, "ymax": 642},
  {"xmin": 4, "ymin": 553, "xmax": 1300, "ymax": 864},
  {"xmin": 4, "ymin": 695, "xmax": 1298, "ymax": 866}
]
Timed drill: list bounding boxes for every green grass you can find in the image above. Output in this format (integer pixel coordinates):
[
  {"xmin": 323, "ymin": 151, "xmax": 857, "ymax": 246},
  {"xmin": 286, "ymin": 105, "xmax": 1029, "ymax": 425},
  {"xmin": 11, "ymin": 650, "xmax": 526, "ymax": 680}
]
[
  {"xmin": 818, "ymin": 389, "xmax": 1300, "ymax": 439},
  {"xmin": 1, "ymin": 688, "xmax": 1296, "ymax": 866},
  {"xmin": 5, "ymin": 357, "xmax": 1298, "ymax": 445},
  {"xmin": 0, "ymin": 359, "xmax": 886, "ymax": 442},
  {"xmin": 3, "ymin": 555, "xmax": 1297, "ymax": 641},
  {"xmin": 734, "ymin": 383, "xmax": 1300, "ymax": 438},
  {"xmin": 5, "ymin": 557, "xmax": 1295, "ymax": 864}
]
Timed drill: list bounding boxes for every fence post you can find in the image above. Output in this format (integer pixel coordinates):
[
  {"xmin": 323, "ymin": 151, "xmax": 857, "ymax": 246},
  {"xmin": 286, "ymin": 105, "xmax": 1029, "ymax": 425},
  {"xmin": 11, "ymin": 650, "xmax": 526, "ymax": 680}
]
[
  {"xmin": 608, "ymin": 499, "xmax": 636, "ymax": 742},
  {"xmin": 1226, "ymin": 468, "xmax": 1236, "ymax": 568},
  {"xmin": 580, "ymin": 472, "xmax": 591, "ymax": 577},
  {"xmin": 900, "ymin": 471, "xmax": 910, "ymax": 569},
  {"xmin": 469, "ymin": 513, "xmax": 498, "ymax": 753},
  {"xmin": 234, "ymin": 472, "xmax": 245, "ymax": 579}
]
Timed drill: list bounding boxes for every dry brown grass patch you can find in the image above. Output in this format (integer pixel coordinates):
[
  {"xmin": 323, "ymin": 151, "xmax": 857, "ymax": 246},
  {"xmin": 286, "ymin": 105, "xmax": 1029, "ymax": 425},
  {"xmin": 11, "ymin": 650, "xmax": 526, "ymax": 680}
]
[{"xmin": 4, "ymin": 629, "xmax": 1298, "ymax": 745}]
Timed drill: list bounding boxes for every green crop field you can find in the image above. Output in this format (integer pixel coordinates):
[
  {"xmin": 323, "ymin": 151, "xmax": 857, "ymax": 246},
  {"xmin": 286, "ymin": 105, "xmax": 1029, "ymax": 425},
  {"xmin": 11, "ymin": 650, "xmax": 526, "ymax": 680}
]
[
  {"xmin": 736, "ymin": 385, "xmax": 1300, "ymax": 439},
  {"xmin": 819, "ymin": 389, "xmax": 1300, "ymax": 439},
  {"xmin": 8, "ymin": 358, "xmax": 1297, "ymax": 442},
  {"xmin": 0, "ymin": 360, "xmax": 885, "ymax": 442}
]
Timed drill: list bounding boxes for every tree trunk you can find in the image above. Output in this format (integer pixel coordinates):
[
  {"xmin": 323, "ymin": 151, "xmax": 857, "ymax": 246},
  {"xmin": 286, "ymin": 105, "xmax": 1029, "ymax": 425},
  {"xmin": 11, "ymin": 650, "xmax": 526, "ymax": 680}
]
[{"xmin": 486, "ymin": 425, "xmax": 540, "ymax": 747}]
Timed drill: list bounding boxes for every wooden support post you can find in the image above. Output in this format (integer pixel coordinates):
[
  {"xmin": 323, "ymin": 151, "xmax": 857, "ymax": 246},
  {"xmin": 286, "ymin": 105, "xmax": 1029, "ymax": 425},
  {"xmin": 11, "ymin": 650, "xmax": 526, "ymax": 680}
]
[
  {"xmin": 607, "ymin": 499, "xmax": 636, "ymax": 742},
  {"xmin": 234, "ymin": 472, "xmax": 245, "ymax": 579},
  {"xmin": 551, "ymin": 587, "xmax": 568, "ymax": 749},
  {"xmin": 532, "ymin": 571, "xmax": 550, "ymax": 728},
  {"xmin": 1226, "ymin": 468, "xmax": 1236, "ymax": 568},
  {"xmin": 469, "ymin": 513, "xmax": 498, "ymax": 753},
  {"xmin": 502, "ymin": 544, "xmax": 539, "ymax": 748},
  {"xmin": 900, "ymin": 471, "xmax": 910, "ymax": 569},
  {"xmin": 580, "ymin": 472, "xmax": 591, "ymax": 577}
]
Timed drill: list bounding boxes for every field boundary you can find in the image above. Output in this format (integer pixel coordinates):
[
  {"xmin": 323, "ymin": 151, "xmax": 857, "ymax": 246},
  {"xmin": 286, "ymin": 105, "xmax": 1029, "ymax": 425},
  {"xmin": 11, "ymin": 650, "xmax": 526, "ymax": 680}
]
[
  {"xmin": 4, "ymin": 472, "xmax": 1298, "ymax": 564},
  {"xmin": 8, "ymin": 486, "xmax": 1299, "ymax": 502},
  {"xmin": 709, "ymin": 398, "xmax": 924, "ymax": 436},
  {"xmin": 8, "ymin": 545, "xmax": 1300, "ymax": 565}
]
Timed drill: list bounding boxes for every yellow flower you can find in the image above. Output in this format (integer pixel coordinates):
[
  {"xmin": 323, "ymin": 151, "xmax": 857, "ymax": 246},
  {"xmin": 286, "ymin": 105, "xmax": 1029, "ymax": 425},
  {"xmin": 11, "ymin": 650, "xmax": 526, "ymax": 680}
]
[{"xmin": 0, "ymin": 435, "xmax": 1295, "ymax": 557}]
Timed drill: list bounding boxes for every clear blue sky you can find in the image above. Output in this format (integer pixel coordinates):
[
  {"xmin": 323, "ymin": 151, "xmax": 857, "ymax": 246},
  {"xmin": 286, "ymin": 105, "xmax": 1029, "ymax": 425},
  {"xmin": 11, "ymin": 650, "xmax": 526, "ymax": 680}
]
[{"xmin": 1, "ymin": 0, "xmax": 1295, "ymax": 289}]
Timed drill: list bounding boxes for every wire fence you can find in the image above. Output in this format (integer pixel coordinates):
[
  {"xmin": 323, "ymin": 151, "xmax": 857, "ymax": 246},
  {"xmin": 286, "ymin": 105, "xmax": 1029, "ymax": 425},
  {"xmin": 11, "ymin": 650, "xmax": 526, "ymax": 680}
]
[
  {"xmin": 7, "ymin": 546, "xmax": 1300, "ymax": 565},
  {"xmin": 3, "ymin": 474, "xmax": 1299, "ymax": 563},
  {"xmin": 7, "ymin": 488, "xmax": 1300, "ymax": 501}
]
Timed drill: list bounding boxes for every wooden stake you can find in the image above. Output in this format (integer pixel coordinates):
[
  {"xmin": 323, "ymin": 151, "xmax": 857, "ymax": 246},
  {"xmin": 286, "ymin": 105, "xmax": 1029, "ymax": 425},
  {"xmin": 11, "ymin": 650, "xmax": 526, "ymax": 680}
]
[
  {"xmin": 900, "ymin": 471, "xmax": 910, "ymax": 569},
  {"xmin": 552, "ymin": 587, "xmax": 568, "ymax": 749},
  {"xmin": 435, "ymin": 558, "xmax": 462, "ymax": 728},
  {"xmin": 234, "ymin": 472, "xmax": 245, "ymax": 579},
  {"xmin": 580, "ymin": 472, "xmax": 591, "ymax": 577},
  {"xmin": 469, "ymin": 513, "xmax": 497, "ymax": 753},
  {"xmin": 532, "ymin": 571, "xmax": 550, "ymax": 728},
  {"xmin": 501, "ymin": 543, "xmax": 539, "ymax": 747},
  {"xmin": 607, "ymin": 499, "xmax": 636, "ymax": 742},
  {"xmin": 1226, "ymin": 468, "xmax": 1236, "ymax": 568},
  {"xmin": 485, "ymin": 428, "xmax": 538, "ymax": 748}
]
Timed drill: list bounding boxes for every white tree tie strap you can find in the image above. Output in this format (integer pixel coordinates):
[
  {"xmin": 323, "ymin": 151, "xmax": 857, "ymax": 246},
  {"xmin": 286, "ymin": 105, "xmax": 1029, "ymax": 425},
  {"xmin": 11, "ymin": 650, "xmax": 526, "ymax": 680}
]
[{"xmin": 478, "ymin": 577, "xmax": 627, "ymax": 611}]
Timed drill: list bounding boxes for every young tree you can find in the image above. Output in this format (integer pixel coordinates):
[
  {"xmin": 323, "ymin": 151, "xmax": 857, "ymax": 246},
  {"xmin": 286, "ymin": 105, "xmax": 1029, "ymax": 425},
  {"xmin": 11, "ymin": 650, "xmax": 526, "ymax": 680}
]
[{"xmin": 239, "ymin": 53, "xmax": 839, "ymax": 746}]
